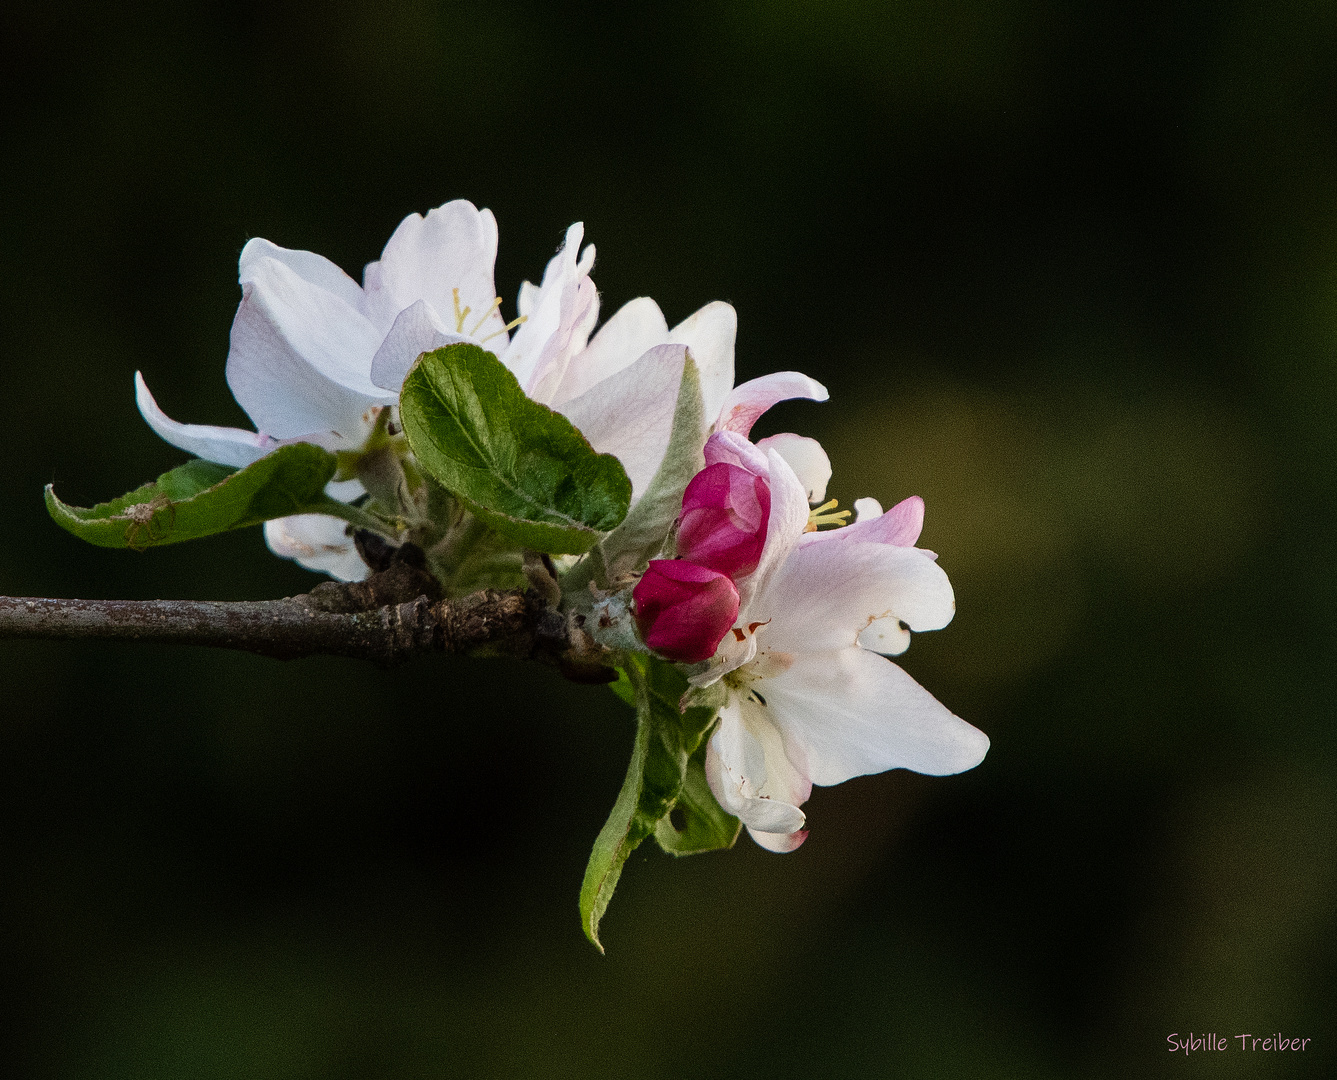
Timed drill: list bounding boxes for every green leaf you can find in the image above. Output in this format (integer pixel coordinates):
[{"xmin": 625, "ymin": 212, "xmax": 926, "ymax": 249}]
[
  {"xmin": 654, "ymin": 745, "xmax": 741, "ymax": 856},
  {"xmin": 561, "ymin": 351, "xmax": 705, "ymax": 595},
  {"xmin": 46, "ymin": 444, "xmax": 346, "ymax": 549},
  {"xmin": 581, "ymin": 655, "xmax": 720, "ymax": 950},
  {"xmin": 400, "ymin": 343, "xmax": 632, "ymax": 555}
]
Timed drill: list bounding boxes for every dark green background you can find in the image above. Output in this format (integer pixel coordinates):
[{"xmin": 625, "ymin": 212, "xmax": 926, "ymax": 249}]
[{"xmin": 2, "ymin": 1, "xmax": 1334, "ymax": 1076}]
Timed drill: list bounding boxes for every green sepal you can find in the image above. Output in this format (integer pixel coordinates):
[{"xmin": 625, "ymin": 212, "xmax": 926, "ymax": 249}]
[
  {"xmin": 654, "ymin": 743, "xmax": 742, "ymax": 856},
  {"xmin": 399, "ymin": 343, "xmax": 632, "ymax": 555},
  {"xmin": 560, "ymin": 350, "xmax": 705, "ymax": 596},
  {"xmin": 608, "ymin": 665, "xmax": 636, "ymax": 708},
  {"xmin": 45, "ymin": 444, "xmax": 351, "ymax": 549},
  {"xmin": 580, "ymin": 654, "xmax": 721, "ymax": 950}
]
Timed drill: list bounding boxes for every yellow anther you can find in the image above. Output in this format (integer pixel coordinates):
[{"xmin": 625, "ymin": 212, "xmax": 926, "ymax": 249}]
[
  {"xmin": 806, "ymin": 498, "xmax": 851, "ymax": 531},
  {"xmin": 470, "ymin": 296, "xmax": 504, "ymax": 336}
]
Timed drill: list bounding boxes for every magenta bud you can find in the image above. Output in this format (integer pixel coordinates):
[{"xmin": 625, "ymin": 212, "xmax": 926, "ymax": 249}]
[
  {"xmin": 675, "ymin": 462, "xmax": 771, "ymax": 578},
  {"xmin": 633, "ymin": 560, "xmax": 741, "ymax": 663}
]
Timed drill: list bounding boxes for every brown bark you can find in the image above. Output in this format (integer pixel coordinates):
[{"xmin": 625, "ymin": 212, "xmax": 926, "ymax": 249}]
[{"xmin": 0, "ymin": 548, "xmax": 615, "ymax": 679}]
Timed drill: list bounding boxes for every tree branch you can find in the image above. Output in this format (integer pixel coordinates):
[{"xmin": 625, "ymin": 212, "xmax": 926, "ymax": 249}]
[{"xmin": 0, "ymin": 547, "xmax": 616, "ymax": 679}]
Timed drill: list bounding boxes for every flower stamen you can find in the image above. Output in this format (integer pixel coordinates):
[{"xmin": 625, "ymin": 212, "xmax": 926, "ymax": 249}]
[
  {"xmin": 452, "ymin": 287, "xmax": 472, "ymax": 333},
  {"xmin": 470, "ymin": 296, "xmax": 504, "ymax": 336},
  {"xmin": 806, "ymin": 498, "xmax": 851, "ymax": 531},
  {"xmin": 480, "ymin": 315, "xmax": 527, "ymax": 344}
]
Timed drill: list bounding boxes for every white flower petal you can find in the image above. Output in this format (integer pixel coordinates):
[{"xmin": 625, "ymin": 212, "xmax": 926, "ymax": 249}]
[
  {"xmin": 715, "ymin": 371, "xmax": 828, "ymax": 437},
  {"xmin": 759, "ymin": 540, "xmax": 955, "ymax": 654},
  {"xmin": 368, "ymin": 299, "xmax": 470, "ymax": 392},
  {"xmin": 764, "ymin": 648, "xmax": 990, "ymax": 783},
  {"xmin": 705, "ymin": 701, "xmax": 809, "ymax": 836},
  {"xmin": 736, "ymin": 447, "xmax": 810, "ymax": 612},
  {"xmin": 325, "ymin": 477, "xmax": 365, "ymax": 502},
  {"xmin": 856, "ymin": 616, "xmax": 911, "ymax": 656},
  {"xmin": 228, "ymin": 257, "xmax": 392, "ymax": 439},
  {"xmin": 756, "ymin": 433, "xmax": 832, "ymax": 504},
  {"xmin": 577, "ymin": 242, "xmax": 596, "ymax": 275},
  {"xmin": 547, "ymin": 296, "xmax": 669, "ymax": 407},
  {"xmin": 361, "ymin": 200, "xmax": 503, "ymax": 340},
  {"xmin": 238, "ymin": 257, "xmax": 386, "ymax": 394},
  {"xmin": 556, "ymin": 344, "xmax": 688, "ymax": 502},
  {"xmin": 505, "ymin": 222, "xmax": 599, "ymax": 400},
  {"xmin": 691, "ymin": 624, "xmax": 758, "ymax": 687},
  {"xmin": 238, "ymin": 238, "xmax": 365, "ymax": 313},
  {"xmin": 263, "ymin": 514, "xmax": 369, "ymax": 581},
  {"xmin": 516, "ymin": 280, "xmax": 542, "ymax": 319},
  {"xmin": 135, "ymin": 372, "xmax": 276, "ymax": 468},
  {"xmin": 667, "ymin": 301, "xmax": 736, "ymax": 427},
  {"xmin": 854, "ymin": 497, "xmax": 883, "ymax": 522}
]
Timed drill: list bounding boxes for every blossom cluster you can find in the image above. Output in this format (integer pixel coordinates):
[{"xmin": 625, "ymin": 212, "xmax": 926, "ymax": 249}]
[
  {"xmin": 133, "ymin": 199, "xmax": 988, "ymax": 858},
  {"xmin": 633, "ymin": 425, "xmax": 987, "ymax": 850}
]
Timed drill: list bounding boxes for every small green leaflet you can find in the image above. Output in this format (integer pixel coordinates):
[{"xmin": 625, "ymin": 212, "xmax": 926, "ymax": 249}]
[
  {"xmin": 400, "ymin": 343, "xmax": 632, "ymax": 555},
  {"xmin": 46, "ymin": 444, "xmax": 353, "ymax": 549},
  {"xmin": 580, "ymin": 654, "xmax": 731, "ymax": 950}
]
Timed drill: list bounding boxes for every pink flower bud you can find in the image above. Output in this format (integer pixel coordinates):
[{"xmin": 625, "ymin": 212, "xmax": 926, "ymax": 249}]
[
  {"xmin": 675, "ymin": 462, "xmax": 771, "ymax": 578},
  {"xmin": 633, "ymin": 560, "xmax": 741, "ymax": 663}
]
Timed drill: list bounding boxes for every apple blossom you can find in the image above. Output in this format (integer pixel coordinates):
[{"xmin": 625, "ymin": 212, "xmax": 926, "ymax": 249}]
[
  {"xmin": 693, "ymin": 447, "xmax": 989, "ymax": 852},
  {"xmin": 43, "ymin": 190, "xmax": 988, "ymax": 950}
]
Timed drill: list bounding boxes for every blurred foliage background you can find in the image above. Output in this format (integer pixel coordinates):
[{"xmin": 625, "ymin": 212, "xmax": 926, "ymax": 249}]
[{"xmin": 1, "ymin": 1, "xmax": 1335, "ymax": 1076}]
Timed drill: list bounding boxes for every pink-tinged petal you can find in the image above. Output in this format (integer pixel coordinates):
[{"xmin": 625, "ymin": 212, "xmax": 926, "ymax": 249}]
[
  {"xmin": 705, "ymin": 700, "xmax": 809, "ymax": 837},
  {"xmin": 548, "ymin": 296, "xmax": 669, "ymax": 408},
  {"xmin": 817, "ymin": 494, "xmax": 925, "ymax": 547},
  {"xmin": 736, "ymin": 447, "xmax": 810, "ymax": 613},
  {"xmin": 762, "ymin": 648, "xmax": 989, "ymax": 782},
  {"xmin": 263, "ymin": 514, "xmax": 369, "ymax": 582},
  {"xmin": 633, "ymin": 560, "xmax": 740, "ymax": 663},
  {"xmin": 715, "ymin": 371, "xmax": 829, "ymax": 437},
  {"xmin": 863, "ymin": 495, "xmax": 925, "ymax": 546},
  {"xmin": 368, "ymin": 299, "xmax": 470, "ymax": 392},
  {"xmin": 135, "ymin": 372, "xmax": 277, "ymax": 469},
  {"xmin": 361, "ymin": 200, "xmax": 503, "ymax": 339},
  {"xmin": 758, "ymin": 540, "xmax": 954, "ymax": 655},
  {"xmin": 676, "ymin": 462, "xmax": 770, "ymax": 578},
  {"xmin": 557, "ymin": 344, "xmax": 689, "ymax": 502},
  {"xmin": 703, "ymin": 430, "xmax": 770, "ymax": 476},
  {"xmin": 756, "ymin": 433, "xmax": 831, "ymax": 504},
  {"xmin": 228, "ymin": 256, "xmax": 392, "ymax": 439},
  {"xmin": 667, "ymin": 301, "xmax": 737, "ymax": 428},
  {"xmin": 238, "ymin": 238, "xmax": 365, "ymax": 312},
  {"xmin": 748, "ymin": 827, "xmax": 809, "ymax": 853}
]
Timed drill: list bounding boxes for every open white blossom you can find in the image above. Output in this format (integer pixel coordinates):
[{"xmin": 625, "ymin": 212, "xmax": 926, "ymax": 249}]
[
  {"xmin": 696, "ymin": 445, "xmax": 989, "ymax": 852},
  {"xmin": 135, "ymin": 200, "xmax": 829, "ymax": 579}
]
